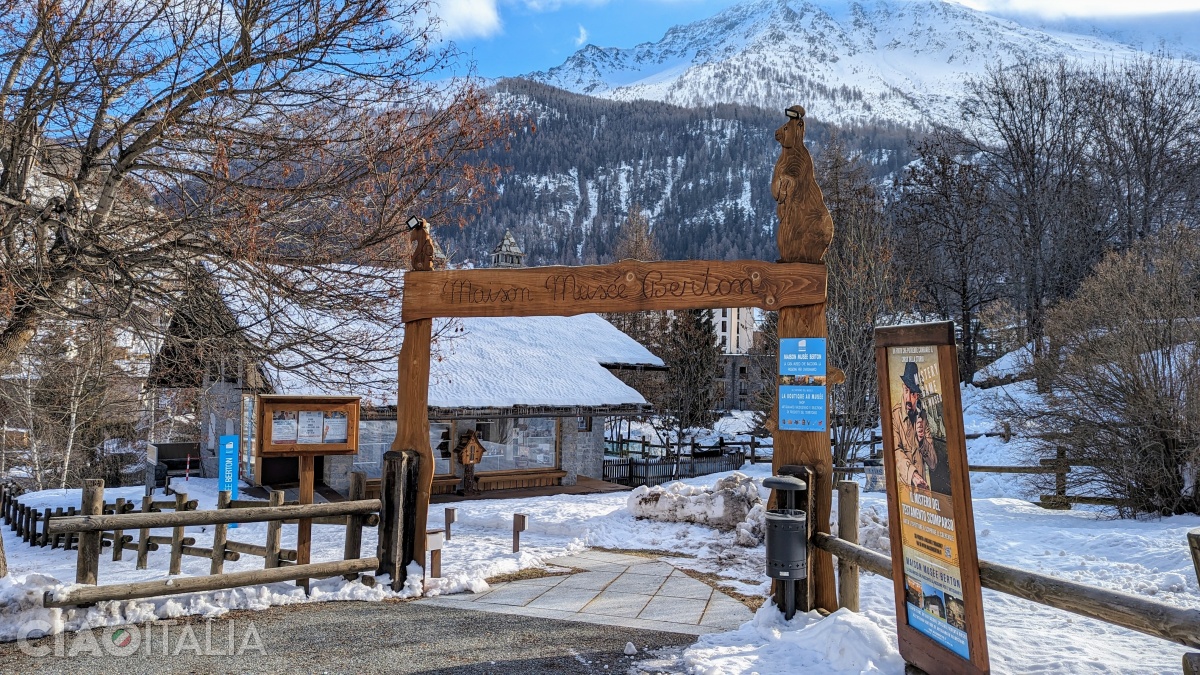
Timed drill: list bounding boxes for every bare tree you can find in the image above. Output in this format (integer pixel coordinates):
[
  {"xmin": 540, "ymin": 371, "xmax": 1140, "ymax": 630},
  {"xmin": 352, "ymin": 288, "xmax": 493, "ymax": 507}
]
[
  {"xmin": 817, "ymin": 138, "xmax": 900, "ymax": 467},
  {"xmin": 893, "ymin": 133, "xmax": 1006, "ymax": 383},
  {"xmin": 1085, "ymin": 55, "xmax": 1200, "ymax": 249},
  {"xmin": 1001, "ymin": 226, "xmax": 1200, "ymax": 516},
  {"xmin": 0, "ymin": 0, "xmax": 504, "ymax": 371},
  {"xmin": 955, "ymin": 59, "xmax": 1108, "ymax": 354}
]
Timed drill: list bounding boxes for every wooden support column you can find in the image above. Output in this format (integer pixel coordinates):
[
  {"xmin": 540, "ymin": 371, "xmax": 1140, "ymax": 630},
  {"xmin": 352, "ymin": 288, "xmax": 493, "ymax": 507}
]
[
  {"xmin": 211, "ymin": 491, "xmax": 231, "ymax": 575},
  {"xmin": 136, "ymin": 496, "xmax": 152, "ymax": 569},
  {"xmin": 770, "ymin": 104, "xmax": 838, "ymax": 612},
  {"xmin": 343, "ymin": 472, "xmax": 366, "ymax": 581},
  {"xmin": 264, "ymin": 491, "xmax": 284, "ymax": 568},
  {"xmin": 297, "ymin": 455, "xmax": 315, "ymax": 592},
  {"xmin": 837, "ymin": 480, "xmax": 860, "ymax": 611},
  {"xmin": 169, "ymin": 492, "xmax": 186, "ymax": 575},
  {"xmin": 76, "ymin": 480, "xmax": 104, "ymax": 585},
  {"xmin": 380, "ymin": 222, "xmax": 437, "ymax": 591},
  {"xmin": 111, "ymin": 498, "xmax": 126, "ymax": 561}
]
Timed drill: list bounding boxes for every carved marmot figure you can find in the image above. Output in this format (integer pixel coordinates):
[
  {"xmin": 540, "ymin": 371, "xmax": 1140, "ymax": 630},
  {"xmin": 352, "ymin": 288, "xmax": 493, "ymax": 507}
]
[{"xmin": 771, "ymin": 105, "xmax": 834, "ymax": 264}]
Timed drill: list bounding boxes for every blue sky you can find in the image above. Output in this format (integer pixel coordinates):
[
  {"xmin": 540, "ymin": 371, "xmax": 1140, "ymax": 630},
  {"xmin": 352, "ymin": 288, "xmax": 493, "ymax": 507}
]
[{"xmin": 432, "ymin": 0, "xmax": 1200, "ymax": 78}]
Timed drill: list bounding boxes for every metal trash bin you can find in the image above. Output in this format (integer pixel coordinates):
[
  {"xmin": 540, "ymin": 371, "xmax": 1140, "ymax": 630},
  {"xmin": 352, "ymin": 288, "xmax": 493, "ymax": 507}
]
[
  {"xmin": 765, "ymin": 509, "xmax": 807, "ymax": 580},
  {"xmin": 763, "ymin": 474, "xmax": 808, "ymax": 618}
]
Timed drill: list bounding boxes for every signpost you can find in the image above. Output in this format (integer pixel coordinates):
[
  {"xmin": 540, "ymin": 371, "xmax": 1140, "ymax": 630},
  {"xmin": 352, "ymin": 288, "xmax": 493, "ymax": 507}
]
[
  {"xmin": 875, "ymin": 322, "xmax": 989, "ymax": 675},
  {"xmin": 218, "ymin": 435, "xmax": 239, "ymax": 528}
]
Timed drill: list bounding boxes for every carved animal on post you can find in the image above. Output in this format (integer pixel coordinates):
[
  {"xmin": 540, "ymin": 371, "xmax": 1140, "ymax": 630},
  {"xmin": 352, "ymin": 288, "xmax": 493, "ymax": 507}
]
[{"xmin": 772, "ymin": 105, "xmax": 834, "ymax": 264}]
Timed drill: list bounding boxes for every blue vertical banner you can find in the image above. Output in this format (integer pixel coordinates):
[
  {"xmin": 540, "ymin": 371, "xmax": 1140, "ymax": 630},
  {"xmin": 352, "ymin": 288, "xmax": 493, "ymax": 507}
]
[
  {"xmin": 778, "ymin": 338, "xmax": 828, "ymax": 431},
  {"xmin": 218, "ymin": 435, "xmax": 240, "ymax": 528}
]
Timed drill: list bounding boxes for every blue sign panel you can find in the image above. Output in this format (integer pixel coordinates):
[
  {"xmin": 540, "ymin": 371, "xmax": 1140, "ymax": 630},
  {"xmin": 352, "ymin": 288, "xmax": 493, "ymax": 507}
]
[
  {"xmin": 218, "ymin": 435, "xmax": 240, "ymax": 527},
  {"xmin": 778, "ymin": 338, "xmax": 828, "ymax": 431}
]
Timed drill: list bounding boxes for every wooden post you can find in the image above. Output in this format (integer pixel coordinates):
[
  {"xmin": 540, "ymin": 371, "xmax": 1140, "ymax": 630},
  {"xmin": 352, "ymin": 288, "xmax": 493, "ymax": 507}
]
[
  {"xmin": 1055, "ymin": 446, "xmax": 1069, "ymax": 507},
  {"xmin": 111, "ymin": 498, "xmax": 126, "ymax": 561},
  {"xmin": 211, "ymin": 491, "xmax": 231, "ymax": 575},
  {"xmin": 65, "ymin": 507, "xmax": 77, "ymax": 550},
  {"xmin": 296, "ymin": 454, "xmax": 315, "ymax": 592},
  {"xmin": 136, "ymin": 496, "xmax": 152, "ymax": 570},
  {"xmin": 771, "ymin": 105, "xmax": 837, "ymax": 612},
  {"xmin": 76, "ymin": 479, "xmax": 105, "ymax": 585},
  {"xmin": 18, "ymin": 504, "xmax": 28, "ymax": 541},
  {"xmin": 427, "ymin": 529, "xmax": 444, "ymax": 579},
  {"xmin": 837, "ymin": 480, "xmax": 860, "ymax": 612},
  {"xmin": 38, "ymin": 507, "xmax": 50, "ymax": 547},
  {"xmin": 1188, "ymin": 529, "xmax": 1200, "ymax": 588},
  {"xmin": 378, "ymin": 449, "xmax": 421, "ymax": 590},
  {"xmin": 444, "ymin": 507, "xmax": 456, "ymax": 541},
  {"xmin": 0, "ymin": 507, "xmax": 6, "ymax": 577},
  {"xmin": 169, "ymin": 492, "xmax": 186, "ymax": 575},
  {"xmin": 264, "ymin": 490, "xmax": 284, "ymax": 568},
  {"xmin": 343, "ymin": 472, "xmax": 366, "ymax": 581},
  {"xmin": 513, "ymin": 513, "xmax": 527, "ymax": 553}
]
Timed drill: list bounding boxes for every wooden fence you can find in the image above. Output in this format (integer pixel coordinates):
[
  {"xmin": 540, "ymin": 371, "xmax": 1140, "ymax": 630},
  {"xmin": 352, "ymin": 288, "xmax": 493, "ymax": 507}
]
[
  {"xmin": 37, "ymin": 475, "xmax": 380, "ymax": 608},
  {"xmin": 828, "ymin": 480, "xmax": 1200, "ymax": 652},
  {"xmin": 602, "ymin": 451, "xmax": 747, "ymax": 487},
  {"xmin": 836, "ymin": 446, "xmax": 1123, "ymax": 509}
]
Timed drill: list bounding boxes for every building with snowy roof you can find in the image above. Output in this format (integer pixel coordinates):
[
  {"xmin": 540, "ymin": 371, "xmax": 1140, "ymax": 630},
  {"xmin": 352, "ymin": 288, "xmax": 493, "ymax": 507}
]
[{"xmin": 147, "ymin": 255, "xmax": 663, "ymax": 498}]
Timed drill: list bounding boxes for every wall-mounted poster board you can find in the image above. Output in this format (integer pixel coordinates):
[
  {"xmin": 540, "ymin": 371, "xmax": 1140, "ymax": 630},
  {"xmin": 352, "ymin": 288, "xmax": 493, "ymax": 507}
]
[
  {"xmin": 254, "ymin": 395, "xmax": 360, "ymax": 457},
  {"xmin": 875, "ymin": 322, "xmax": 990, "ymax": 675},
  {"xmin": 779, "ymin": 337, "xmax": 828, "ymax": 431}
]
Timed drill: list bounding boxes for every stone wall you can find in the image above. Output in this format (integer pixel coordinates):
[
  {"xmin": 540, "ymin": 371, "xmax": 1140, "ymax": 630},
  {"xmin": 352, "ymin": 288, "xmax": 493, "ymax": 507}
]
[{"xmin": 560, "ymin": 417, "xmax": 605, "ymax": 485}]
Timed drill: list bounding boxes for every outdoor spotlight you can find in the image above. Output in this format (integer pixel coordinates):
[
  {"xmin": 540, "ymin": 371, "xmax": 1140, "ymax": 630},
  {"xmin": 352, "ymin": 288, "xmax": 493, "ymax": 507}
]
[{"xmin": 406, "ymin": 216, "xmax": 426, "ymax": 231}]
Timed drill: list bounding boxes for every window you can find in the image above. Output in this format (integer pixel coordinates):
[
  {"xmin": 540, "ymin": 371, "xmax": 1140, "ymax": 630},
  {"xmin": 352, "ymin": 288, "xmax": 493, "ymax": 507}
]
[
  {"xmin": 739, "ymin": 366, "xmax": 747, "ymax": 375},
  {"xmin": 722, "ymin": 309, "xmax": 728, "ymax": 317},
  {"xmin": 474, "ymin": 417, "xmax": 557, "ymax": 472},
  {"xmin": 721, "ymin": 321, "xmax": 727, "ymax": 332},
  {"xmin": 721, "ymin": 336, "xmax": 728, "ymax": 350},
  {"xmin": 577, "ymin": 416, "xmax": 592, "ymax": 432},
  {"xmin": 430, "ymin": 422, "xmax": 453, "ymax": 475}
]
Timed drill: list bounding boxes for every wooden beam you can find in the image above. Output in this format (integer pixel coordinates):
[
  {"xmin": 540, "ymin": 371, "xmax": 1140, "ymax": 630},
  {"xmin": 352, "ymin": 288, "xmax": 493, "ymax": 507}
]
[
  {"xmin": 401, "ymin": 260, "xmax": 826, "ymax": 322},
  {"xmin": 814, "ymin": 533, "xmax": 1200, "ymax": 650},
  {"xmin": 47, "ymin": 499, "xmax": 381, "ymax": 534},
  {"xmin": 43, "ymin": 557, "xmax": 379, "ymax": 608}
]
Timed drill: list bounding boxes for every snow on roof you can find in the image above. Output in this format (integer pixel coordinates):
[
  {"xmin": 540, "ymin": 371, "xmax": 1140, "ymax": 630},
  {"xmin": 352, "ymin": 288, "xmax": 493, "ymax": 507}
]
[
  {"xmin": 206, "ymin": 263, "xmax": 663, "ymax": 410},
  {"xmin": 427, "ymin": 314, "xmax": 662, "ymax": 410},
  {"xmin": 274, "ymin": 313, "xmax": 662, "ymax": 409}
]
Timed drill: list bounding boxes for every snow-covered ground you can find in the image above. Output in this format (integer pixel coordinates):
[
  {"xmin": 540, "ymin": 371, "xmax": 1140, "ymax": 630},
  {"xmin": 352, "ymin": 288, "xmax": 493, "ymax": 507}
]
[{"xmin": 1, "ymin": 384, "xmax": 1196, "ymax": 673}]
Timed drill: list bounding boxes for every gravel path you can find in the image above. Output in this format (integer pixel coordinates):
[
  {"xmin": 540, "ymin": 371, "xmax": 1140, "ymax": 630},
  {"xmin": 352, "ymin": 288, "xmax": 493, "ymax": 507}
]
[{"xmin": 0, "ymin": 599, "xmax": 697, "ymax": 674}]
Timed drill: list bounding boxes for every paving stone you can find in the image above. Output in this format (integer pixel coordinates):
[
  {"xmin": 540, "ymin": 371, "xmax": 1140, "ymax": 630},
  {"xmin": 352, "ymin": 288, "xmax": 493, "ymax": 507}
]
[
  {"xmin": 637, "ymin": 595, "xmax": 708, "ymax": 625},
  {"xmin": 657, "ymin": 575, "xmax": 714, "ymax": 600},
  {"xmin": 472, "ymin": 582, "xmax": 549, "ymax": 607},
  {"xmin": 581, "ymin": 591, "xmax": 654, "ymax": 618},
  {"xmin": 557, "ymin": 569, "xmax": 623, "ymax": 590},
  {"xmin": 526, "ymin": 584, "xmax": 602, "ymax": 612},
  {"xmin": 605, "ymin": 573, "xmax": 667, "ymax": 595},
  {"xmin": 622, "ymin": 562, "xmax": 675, "ymax": 577}
]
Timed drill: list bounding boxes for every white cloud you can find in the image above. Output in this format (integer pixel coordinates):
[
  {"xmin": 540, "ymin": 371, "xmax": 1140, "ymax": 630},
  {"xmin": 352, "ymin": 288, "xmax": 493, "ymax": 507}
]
[
  {"xmin": 574, "ymin": 24, "xmax": 589, "ymax": 46},
  {"xmin": 435, "ymin": 0, "xmax": 502, "ymax": 39},
  {"xmin": 955, "ymin": 0, "xmax": 1200, "ymax": 17}
]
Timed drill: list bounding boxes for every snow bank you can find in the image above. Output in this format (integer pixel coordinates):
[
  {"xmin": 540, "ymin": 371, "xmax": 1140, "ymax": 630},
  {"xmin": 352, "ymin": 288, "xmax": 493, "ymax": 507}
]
[
  {"xmin": 678, "ymin": 606, "xmax": 904, "ymax": 675},
  {"xmin": 627, "ymin": 473, "xmax": 761, "ymax": 533}
]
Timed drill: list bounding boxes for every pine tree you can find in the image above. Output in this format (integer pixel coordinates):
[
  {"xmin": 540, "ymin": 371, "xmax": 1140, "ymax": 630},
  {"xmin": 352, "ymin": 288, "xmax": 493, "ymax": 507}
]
[{"xmin": 656, "ymin": 309, "xmax": 722, "ymax": 450}]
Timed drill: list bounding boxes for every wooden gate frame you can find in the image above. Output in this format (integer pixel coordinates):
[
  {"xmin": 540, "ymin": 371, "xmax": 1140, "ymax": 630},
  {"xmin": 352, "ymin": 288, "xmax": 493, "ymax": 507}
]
[{"xmin": 381, "ymin": 105, "xmax": 840, "ymax": 611}]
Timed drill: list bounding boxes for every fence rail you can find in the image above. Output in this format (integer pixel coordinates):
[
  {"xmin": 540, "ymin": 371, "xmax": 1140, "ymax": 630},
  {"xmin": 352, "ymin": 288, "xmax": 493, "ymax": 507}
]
[{"xmin": 814, "ymin": 530, "xmax": 1200, "ymax": 650}]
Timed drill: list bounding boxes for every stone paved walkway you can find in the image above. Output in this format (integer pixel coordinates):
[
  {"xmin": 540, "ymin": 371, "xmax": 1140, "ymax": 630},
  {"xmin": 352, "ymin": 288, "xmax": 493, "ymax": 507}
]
[{"xmin": 418, "ymin": 550, "xmax": 752, "ymax": 636}]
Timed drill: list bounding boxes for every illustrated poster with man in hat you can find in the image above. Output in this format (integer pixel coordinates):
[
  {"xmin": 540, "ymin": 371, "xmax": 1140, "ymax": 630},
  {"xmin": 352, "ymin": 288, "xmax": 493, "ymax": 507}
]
[{"xmin": 887, "ymin": 345, "xmax": 970, "ymax": 659}]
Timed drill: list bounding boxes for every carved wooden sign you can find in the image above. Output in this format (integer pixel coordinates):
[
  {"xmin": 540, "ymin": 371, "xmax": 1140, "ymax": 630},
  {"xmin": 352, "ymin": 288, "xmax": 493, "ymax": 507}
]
[{"xmin": 401, "ymin": 259, "xmax": 826, "ymax": 322}]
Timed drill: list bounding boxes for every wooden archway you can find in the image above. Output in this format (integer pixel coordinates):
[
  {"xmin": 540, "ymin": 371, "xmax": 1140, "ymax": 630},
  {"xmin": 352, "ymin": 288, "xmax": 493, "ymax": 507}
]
[{"xmin": 380, "ymin": 105, "xmax": 839, "ymax": 612}]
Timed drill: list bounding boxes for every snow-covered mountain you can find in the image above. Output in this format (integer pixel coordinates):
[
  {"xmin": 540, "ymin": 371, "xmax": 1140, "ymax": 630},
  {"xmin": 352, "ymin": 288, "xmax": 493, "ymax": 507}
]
[{"xmin": 527, "ymin": 0, "xmax": 1194, "ymax": 126}]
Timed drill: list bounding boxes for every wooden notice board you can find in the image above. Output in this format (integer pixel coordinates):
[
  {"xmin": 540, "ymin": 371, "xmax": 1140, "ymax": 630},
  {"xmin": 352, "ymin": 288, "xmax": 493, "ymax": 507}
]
[
  {"xmin": 255, "ymin": 395, "xmax": 360, "ymax": 458},
  {"xmin": 875, "ymin": 322, "xmax": 989, "ymax": 675}
]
